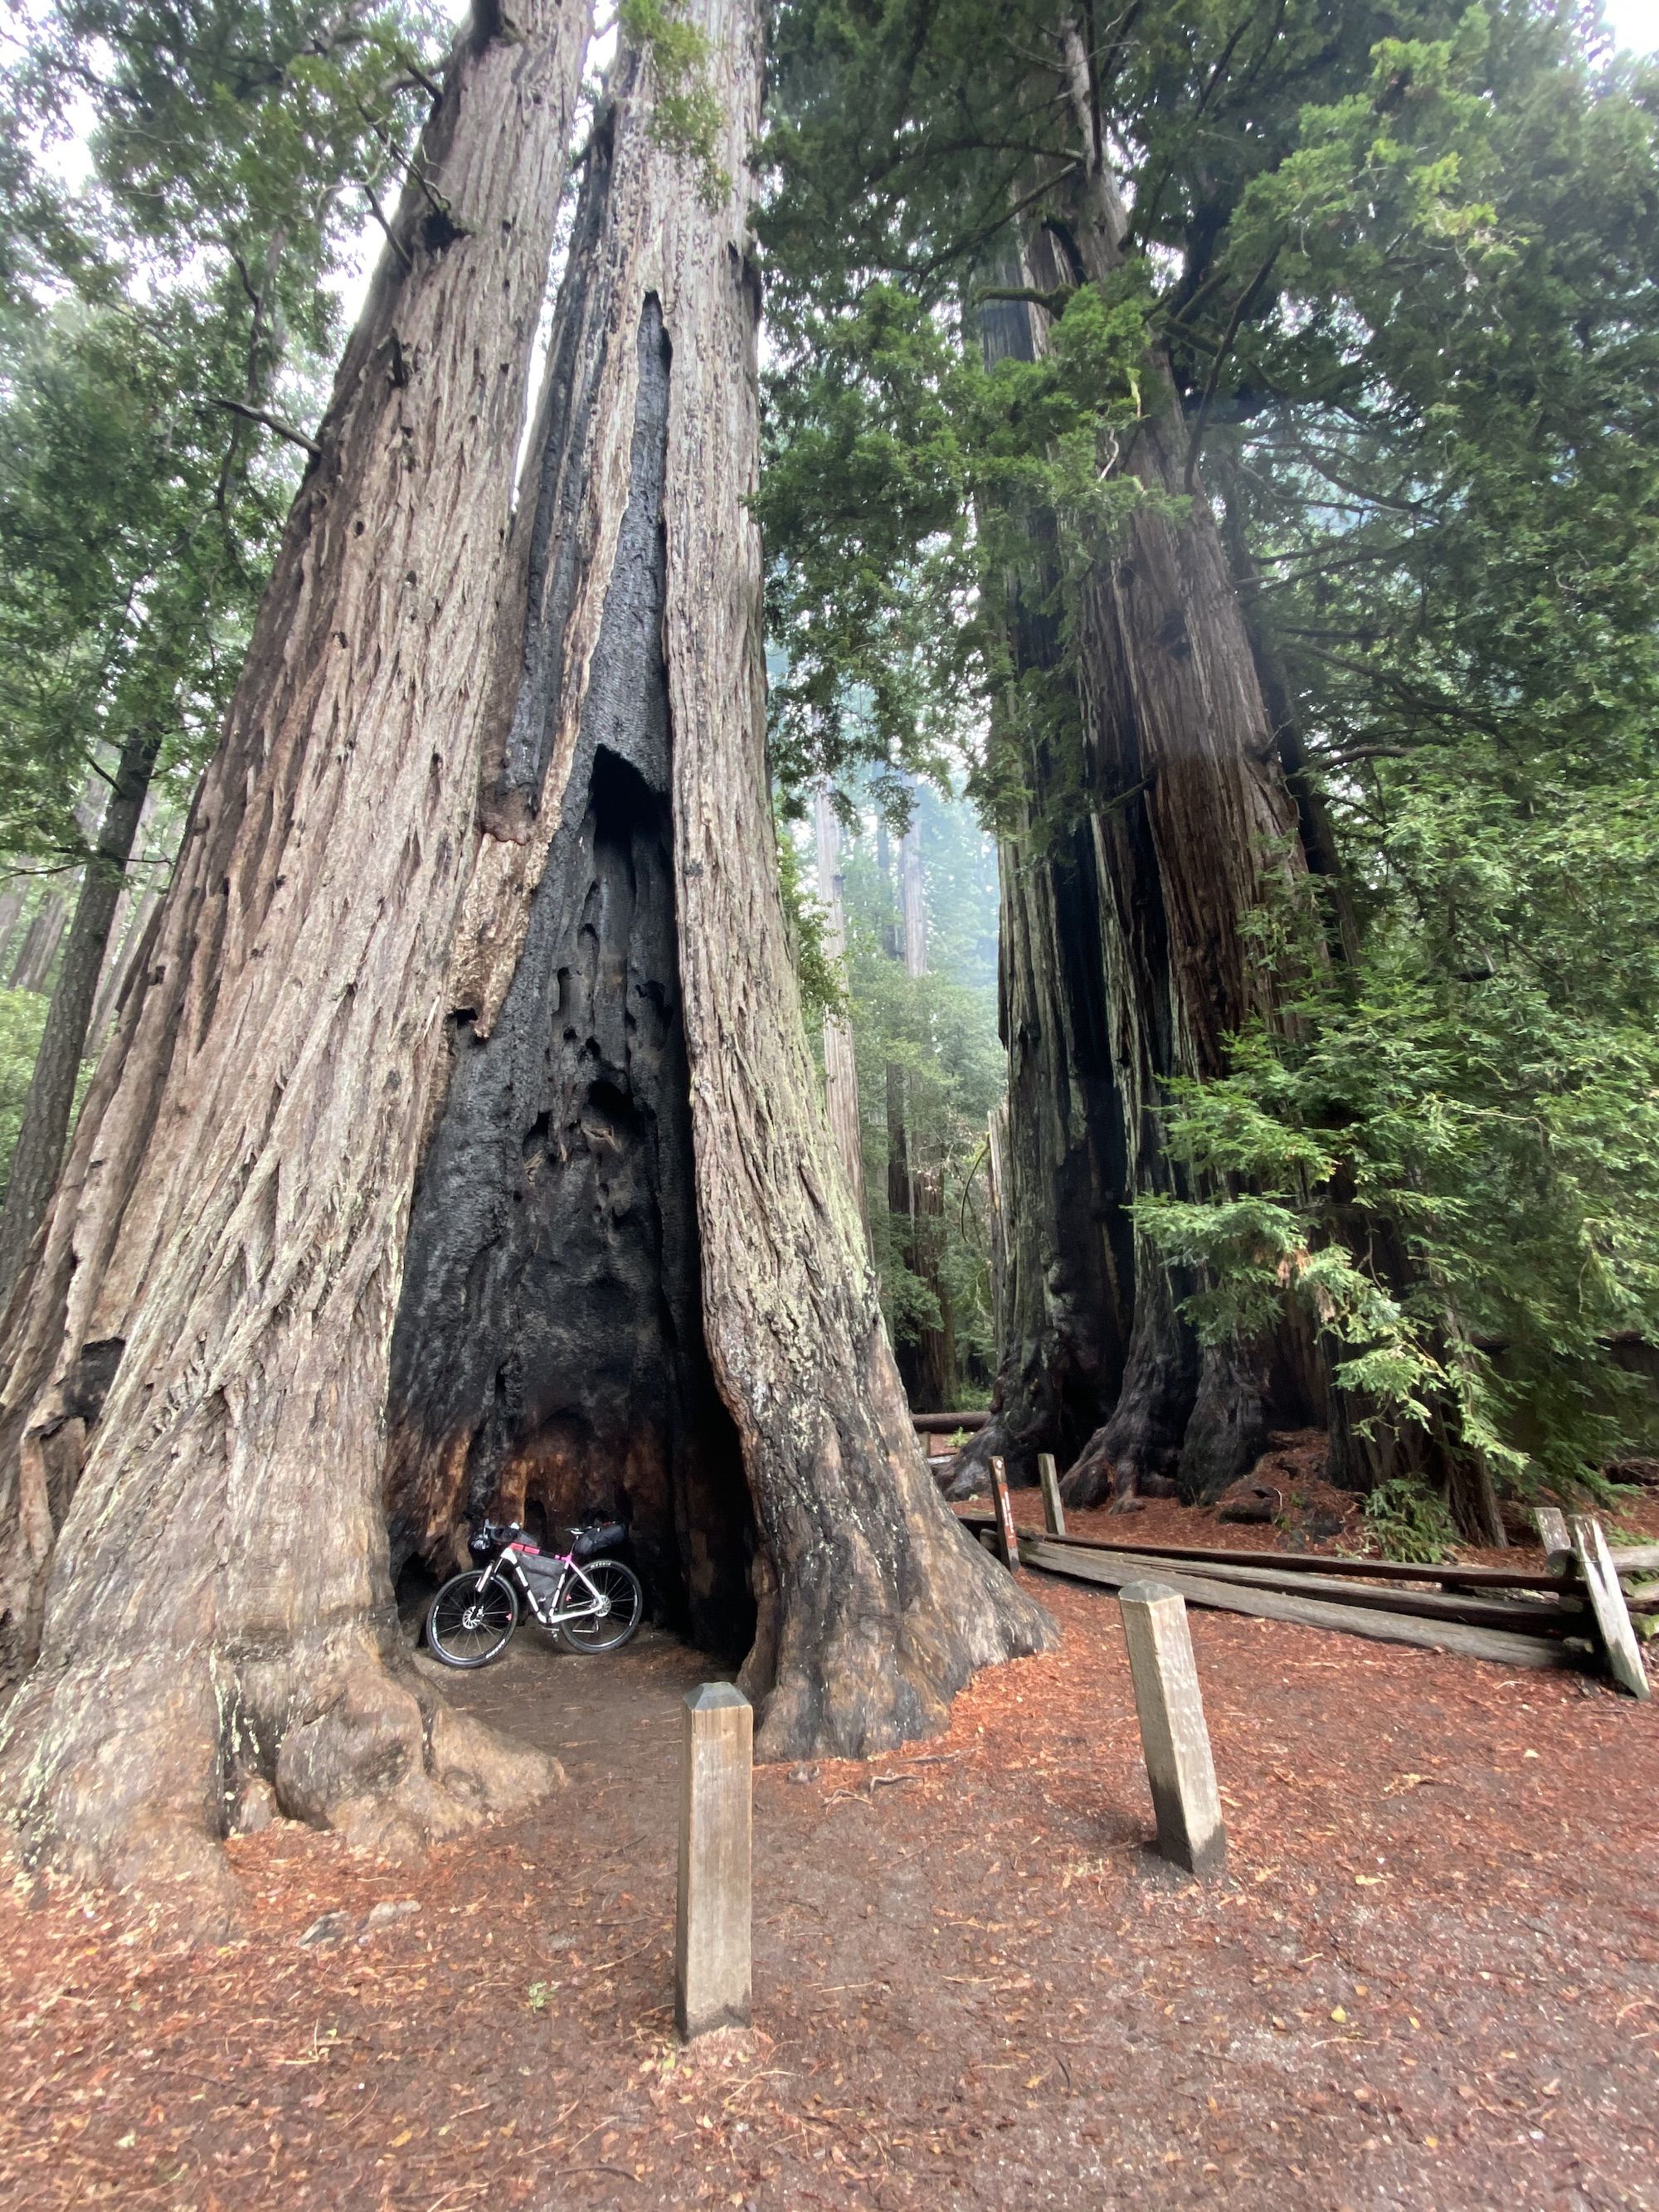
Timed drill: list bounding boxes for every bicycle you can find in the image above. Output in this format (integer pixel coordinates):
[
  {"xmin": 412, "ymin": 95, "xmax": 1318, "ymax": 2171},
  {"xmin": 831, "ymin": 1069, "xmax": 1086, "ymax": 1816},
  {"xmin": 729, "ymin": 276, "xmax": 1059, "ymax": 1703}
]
[{"xmin": 425, "ymin": 1519, "xmax": 643, "ymax": 1669}]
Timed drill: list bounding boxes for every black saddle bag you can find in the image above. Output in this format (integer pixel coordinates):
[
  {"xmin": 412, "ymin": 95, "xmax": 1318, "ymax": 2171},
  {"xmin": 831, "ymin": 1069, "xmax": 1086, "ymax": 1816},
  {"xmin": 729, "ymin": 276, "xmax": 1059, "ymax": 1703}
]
[{"xmin": 572, "ymin": 1519, "xmax": 626, "ymax": 1563}]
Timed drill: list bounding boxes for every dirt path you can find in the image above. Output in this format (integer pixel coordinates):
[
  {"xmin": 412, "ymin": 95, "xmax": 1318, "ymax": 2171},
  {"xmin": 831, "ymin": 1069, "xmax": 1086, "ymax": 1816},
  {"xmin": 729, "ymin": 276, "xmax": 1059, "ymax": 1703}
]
[{"xmin": 3, "ymin": 1563, "xmax": 1656, "ymax": 2210}]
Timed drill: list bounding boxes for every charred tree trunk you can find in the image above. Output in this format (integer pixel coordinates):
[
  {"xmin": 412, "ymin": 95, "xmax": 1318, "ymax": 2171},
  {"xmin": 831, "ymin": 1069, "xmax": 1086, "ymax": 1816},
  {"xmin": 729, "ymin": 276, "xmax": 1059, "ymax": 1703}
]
[
  {"xmin": 382, "ymin": 289, "xmax": 753, "ymax": 1657},
  {"xmin": 0, "ymin": 723, "xmax": 163, "ymax": 1304},
  {"xmin": 0, "ymin": 0, "xmax": 592, "ymax": 1903},
  {"xmin": 390, "ymin": 2, "xmax": 1049, "ymax": 1762},
  {"xmin": 0, "ymin": 0, "xmax": 1048, "ymax": 1900},
  {"xmin": 813, "ymin": 787, "xmax": 867, "ymax": 1231}
]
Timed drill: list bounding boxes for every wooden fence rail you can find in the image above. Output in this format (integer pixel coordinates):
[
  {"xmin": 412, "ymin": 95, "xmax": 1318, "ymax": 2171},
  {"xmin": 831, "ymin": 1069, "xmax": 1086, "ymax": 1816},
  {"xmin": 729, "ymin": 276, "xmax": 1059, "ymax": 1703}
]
[{"xmin": 957, "ymin": 1509, "xmax": 1653, "ymax": 1694}]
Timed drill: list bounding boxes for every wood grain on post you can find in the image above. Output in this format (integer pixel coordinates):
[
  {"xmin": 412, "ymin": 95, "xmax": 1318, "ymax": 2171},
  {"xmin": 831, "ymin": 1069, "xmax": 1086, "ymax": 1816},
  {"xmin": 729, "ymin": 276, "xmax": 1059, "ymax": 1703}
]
[
  {"xmin": 1534, "ymin": 1505, "xmax": 1573, "ymax": 1574},
  {"xmin": 1118, "ymin": 1581, "xmax": 1227, "ymax": 1877},
  {"xmin": 676, "ymin": 1683, "xmax": 753, "ymax": 2039},
  {"xmin": 989, "ymin": 1456, "xmax": 1020, "ymax": 1571},
  {"xmin": 1038, "ymin": 1452, "xmax": 1066, "ymax": 1538},
  {"xmin": 1569, "ymin": 1517, "xmax": 1652, "ymax": 1701}
]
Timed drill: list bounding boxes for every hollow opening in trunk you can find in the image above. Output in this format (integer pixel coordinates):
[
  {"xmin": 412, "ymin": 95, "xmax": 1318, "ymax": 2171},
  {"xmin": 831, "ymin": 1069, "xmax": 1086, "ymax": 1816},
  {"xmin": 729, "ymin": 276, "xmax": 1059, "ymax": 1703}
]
[{"xmin": 384, "ymin": 296, "xmax": 753, "ymax": 1660}]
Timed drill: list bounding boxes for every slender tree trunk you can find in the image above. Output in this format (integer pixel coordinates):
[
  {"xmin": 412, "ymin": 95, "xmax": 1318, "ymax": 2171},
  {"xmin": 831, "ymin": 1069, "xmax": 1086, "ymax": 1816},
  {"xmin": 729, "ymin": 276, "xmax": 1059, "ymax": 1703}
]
[
  {"xmin": 893, "ymin": 811, "xmax": 952, "ymax": 1407},
  {"xmin": 0, "ymin": 725, "xmax": 162, "ymax": 1303},
  {"xmin": 0, "ymin": 0, "xmax": 591, "ymax": 1905},
  {"xmin": 813, "ymin": 786, "xmax": 867, "ymax": 1230}
]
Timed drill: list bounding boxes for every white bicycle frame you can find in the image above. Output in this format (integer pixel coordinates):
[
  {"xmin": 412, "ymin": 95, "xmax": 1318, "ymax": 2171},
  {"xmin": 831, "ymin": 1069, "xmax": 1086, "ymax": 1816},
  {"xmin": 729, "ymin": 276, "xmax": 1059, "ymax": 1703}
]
[{"xmin": 478, "ymin": 1547, "xmax": 612, "ymax": 1630}]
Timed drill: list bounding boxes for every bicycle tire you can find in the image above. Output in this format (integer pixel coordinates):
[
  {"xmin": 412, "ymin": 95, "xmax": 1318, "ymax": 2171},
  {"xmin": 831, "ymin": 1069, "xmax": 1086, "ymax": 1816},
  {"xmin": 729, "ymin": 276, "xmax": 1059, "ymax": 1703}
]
[
  {"xmin": 426, "ymin": 1570, "xmax": 519, "ymax": 1668},
  {"xmin": 557, "ymin": 1559, "xmax": 644, "ymax": 1652}
]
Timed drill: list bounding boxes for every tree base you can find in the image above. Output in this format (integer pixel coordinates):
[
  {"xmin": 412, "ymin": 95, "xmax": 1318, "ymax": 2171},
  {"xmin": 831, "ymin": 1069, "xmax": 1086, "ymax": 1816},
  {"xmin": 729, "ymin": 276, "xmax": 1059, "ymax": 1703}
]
[
  {"xmin": 737, "ymin": 1334, "xmax": 1058, "ymax": 1762},
  {"xmin": 0, "ymin": 1626, "xmax": 560, "ymax": 1925}
]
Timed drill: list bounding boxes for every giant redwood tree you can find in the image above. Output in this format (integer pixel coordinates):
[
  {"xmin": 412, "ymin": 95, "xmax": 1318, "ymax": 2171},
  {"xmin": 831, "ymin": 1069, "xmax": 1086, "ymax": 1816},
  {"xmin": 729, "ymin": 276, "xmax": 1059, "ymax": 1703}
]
[
  {"xmin": 0, "ymin": 0, "xmax": 1049, "ymax": 1902},
  {"xmin": 764, "ymin": 2, "xmax": 1348, "ymax": 1510},
  {"xmin": 764, "ymin": 0, "xmax": 1656, "ymax": 1535}
]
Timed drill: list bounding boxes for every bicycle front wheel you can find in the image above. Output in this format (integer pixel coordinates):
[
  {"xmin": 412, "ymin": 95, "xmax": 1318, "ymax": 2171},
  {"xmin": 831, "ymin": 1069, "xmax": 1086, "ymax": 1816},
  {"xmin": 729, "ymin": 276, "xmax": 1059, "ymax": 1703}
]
[
  {"xmin": 426, "ymin": 1571, "xmax": 518, "ymax": 1668},
  {"xmin": 557, "ymin": 1559, "xmax": 643, "ymax": 1652}
]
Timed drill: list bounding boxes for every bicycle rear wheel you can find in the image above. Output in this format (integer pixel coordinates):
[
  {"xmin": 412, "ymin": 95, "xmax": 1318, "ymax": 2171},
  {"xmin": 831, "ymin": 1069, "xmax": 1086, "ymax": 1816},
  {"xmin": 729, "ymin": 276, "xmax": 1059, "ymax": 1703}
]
[
  {"xmin": 426, "ymin": 1571, "xmax": 518, "ymax": 1668},
  {"xmin": 557, "ymin": 1559, "xmax": 643, "ymax": 1652}
]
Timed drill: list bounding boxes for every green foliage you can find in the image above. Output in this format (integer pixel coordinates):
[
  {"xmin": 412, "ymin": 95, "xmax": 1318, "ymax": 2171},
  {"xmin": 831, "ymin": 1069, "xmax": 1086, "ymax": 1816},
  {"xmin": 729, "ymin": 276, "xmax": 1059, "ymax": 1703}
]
[
  {"xmin": 0, "ymin": 0, "xmax": 446, "ymax": 1179},
  {"xmin": 0, "ymin": 289, "xmax": 291, "ymax": 863},
  {"xmin": 619, "ymin": 0, "xmax": 730, "ymax": 208},
  {"xmin": 1137, "ymin": 941, "xmax": 1659, "ymax": 1495},
  {"xmin": 1361, "ymin": 1477, "xmax": 1459, "ymax": 1565}
]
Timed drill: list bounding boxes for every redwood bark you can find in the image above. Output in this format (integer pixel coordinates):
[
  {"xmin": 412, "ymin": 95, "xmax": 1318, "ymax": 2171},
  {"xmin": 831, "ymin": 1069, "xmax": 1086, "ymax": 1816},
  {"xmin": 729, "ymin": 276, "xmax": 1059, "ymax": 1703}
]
[
  {"xmin": 946, "ymin": 270, "xmax": 1134, "ymax": 1498},
  {"xmin": 90, "ymin": 880, "xmax": 162, "ymax": 1043},
  {"xmin": 0, "ymin": 0, "xmax": 591, "ymax": 1903}
]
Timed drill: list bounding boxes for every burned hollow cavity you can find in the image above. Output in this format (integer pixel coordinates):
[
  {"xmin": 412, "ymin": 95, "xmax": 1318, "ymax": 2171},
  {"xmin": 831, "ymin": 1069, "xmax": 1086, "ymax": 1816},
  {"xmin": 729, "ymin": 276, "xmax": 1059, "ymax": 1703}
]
[{"xmin": 385, "ymin": 294, "xmax": 752, "ymax": 1657}]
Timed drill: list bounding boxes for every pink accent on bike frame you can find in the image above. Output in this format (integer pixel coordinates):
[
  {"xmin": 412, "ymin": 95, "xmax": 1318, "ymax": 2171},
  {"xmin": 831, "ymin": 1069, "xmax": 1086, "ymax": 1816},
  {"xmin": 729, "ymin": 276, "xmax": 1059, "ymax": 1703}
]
[{"xmin": 508, "ymin": 1542, "xmax": 576, "ymax": 1568}]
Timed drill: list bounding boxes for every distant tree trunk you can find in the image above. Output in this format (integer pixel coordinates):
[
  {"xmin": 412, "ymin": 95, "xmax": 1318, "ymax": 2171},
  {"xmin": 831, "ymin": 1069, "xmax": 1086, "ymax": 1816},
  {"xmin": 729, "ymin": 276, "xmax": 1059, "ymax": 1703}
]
[
  {"xmin": 946, "ymin": 263, "xmax": 1136, "ymax": 1498},
  {"xmin": 0, "ymin": 0, "xmax": 593, "ymax": 1904},
  {"xmin": 0, "ymin": 725, "xmax": 162, "ymax": 1304},
  {"xmin": 9, "ymin": 894, "xmax": 69, "ymax": 994},
  {"xmin": 883, "ymin": 802, "xmax": 951, "ymax": 1411},
  {"xmin": 0, "ymin": 0, "xmax": 1048, "ymax": 1899},
  {"xmin": 813, "ymin": 786, "xmax": 867, "ymax": 1231},
  {"xmin": 0, "ymin": 884, "xmax": 28, "ymax": 975}
]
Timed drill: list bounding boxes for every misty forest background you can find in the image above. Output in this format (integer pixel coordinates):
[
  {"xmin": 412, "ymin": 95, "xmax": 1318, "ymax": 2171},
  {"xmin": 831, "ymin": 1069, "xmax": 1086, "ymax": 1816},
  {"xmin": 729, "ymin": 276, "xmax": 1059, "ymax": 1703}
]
[{"xmin": 1, "ymin": 0, "xmax": 1657, "ymax": 1555}]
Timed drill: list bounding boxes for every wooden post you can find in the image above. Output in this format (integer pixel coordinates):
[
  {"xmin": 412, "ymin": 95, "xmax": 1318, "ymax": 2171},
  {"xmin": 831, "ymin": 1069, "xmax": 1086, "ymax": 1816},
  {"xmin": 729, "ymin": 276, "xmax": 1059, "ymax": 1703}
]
[
  {"xmin": 1534, "ymin": 1505, "xmax": 1572, "ymax": 1573},
  {"xmin": 1118, "ymin": 1580, "xmax": 1227, "ymax": 1877},
  {"xmin": 1569, "ymin": 1517, "xmax": 1651, "ymax": 1701},
  {"xmin": 1038, "ymin": 1451, "xmax": 1066, "ymax": 1538},
  {"xmin": 989, "ymin": 1455, "xmax": 1019, "ymax": 1571},
  {"xmin": 676, "ymin": 1683, "xmax": 753, "ymax": 2039}
]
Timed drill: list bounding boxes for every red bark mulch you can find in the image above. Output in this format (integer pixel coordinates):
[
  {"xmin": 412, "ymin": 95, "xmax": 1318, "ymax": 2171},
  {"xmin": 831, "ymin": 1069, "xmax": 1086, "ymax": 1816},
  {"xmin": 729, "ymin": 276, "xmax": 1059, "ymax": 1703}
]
[{"xmin": 2, "ymin": 1511, "xmax": 1656, "ymax": 2210}]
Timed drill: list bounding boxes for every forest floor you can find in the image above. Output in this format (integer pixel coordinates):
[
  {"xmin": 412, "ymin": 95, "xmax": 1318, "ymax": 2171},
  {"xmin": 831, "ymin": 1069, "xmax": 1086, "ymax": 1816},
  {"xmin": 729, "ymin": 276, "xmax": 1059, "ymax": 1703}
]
[{"xmin": 2, "ymin": 1491, "xmax": 1657, "ymax": 2212}]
